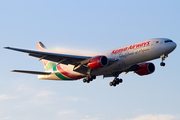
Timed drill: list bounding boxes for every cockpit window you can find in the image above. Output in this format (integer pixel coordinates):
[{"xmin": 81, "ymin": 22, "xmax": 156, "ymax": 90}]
[{"xmin": 165, "ymin": 40, "xmax": 173, "ymax": 43}]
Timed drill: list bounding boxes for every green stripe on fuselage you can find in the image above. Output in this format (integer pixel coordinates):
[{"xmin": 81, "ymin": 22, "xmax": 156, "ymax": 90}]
[
  {"xmin": 44, "ymin": 62, "xmax": 57, "ymax": 71},
  {"xmin": 53, "ymin": 66, "xmax": 72, "ymax": 80}
]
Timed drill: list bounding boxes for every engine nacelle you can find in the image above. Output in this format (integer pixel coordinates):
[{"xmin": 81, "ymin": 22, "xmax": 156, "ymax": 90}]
[
  {"xmin": 135, "ymin": 62, "xmax": 155, "ymax": 76},
  {"xmin": 88, "ymin": 56, "xmax": 108, "ymax": 69}
]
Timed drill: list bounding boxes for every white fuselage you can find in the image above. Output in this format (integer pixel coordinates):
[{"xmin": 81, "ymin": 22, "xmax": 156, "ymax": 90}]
[{"xmin": 38, "ymin": 38, "xmax": 177, "ymax": 80}]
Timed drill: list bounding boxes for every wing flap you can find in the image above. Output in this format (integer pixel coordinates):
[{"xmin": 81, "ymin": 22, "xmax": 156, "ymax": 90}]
[{"xmin": 11, "ymin": 70, "xmax": 51, "ymax": 75}]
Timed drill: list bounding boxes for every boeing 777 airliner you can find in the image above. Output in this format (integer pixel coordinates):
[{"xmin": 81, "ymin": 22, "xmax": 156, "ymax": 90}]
[{"xmin": 4, "ymin": 38, "xmax": 177, "ymax": 87}]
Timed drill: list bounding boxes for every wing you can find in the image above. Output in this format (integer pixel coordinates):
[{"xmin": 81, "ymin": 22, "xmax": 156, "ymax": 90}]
[
  {"xmin": 4, "ymin": 47, "xmax": 91, "ymax": 65},
  {"xmin": 4, "ymin": 47, "xmax": 116, "ymax": 65}
]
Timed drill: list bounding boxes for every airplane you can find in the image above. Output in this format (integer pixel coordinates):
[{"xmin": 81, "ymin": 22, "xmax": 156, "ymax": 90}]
[{"xmin": 4, "ymin": 38, "xmax": 177, "ymax": 87}]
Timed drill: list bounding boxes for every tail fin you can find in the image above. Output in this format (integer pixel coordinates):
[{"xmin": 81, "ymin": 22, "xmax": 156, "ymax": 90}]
[
  {"xmin": 37, "ymin": 42, "xmax": 56, "ymax": 71},
  {"xmin": 37, "ymin": 42, "xmax": 46, "ymax": 50}
]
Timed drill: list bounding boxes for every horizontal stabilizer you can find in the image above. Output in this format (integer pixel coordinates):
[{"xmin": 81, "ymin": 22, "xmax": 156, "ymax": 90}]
[{"xmin": 11, "ymin": 70, "xmax": 51, "ymax": 75}]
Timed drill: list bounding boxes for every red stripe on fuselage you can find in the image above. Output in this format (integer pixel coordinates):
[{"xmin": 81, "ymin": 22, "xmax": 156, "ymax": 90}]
[{"xmin": 57, "ymin": 65, "xmax": 84, "ymax": 80}]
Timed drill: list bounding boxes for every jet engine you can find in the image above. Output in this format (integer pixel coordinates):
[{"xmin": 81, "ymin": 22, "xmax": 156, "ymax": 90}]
[
  {"xmin": 135, "ymin": 62, "xmax": 155, "ymax": 76},
  {"xmin": 88, "ymin": 56, "xmax": 108, "ymax": 69}
]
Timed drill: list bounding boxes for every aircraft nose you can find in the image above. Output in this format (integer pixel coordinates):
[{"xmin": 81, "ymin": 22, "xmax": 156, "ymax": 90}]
[
  {"xmin": 169, "ymin": 42, "xmax": 177, "ymax": 52},
  {"xmin": 164, "ymin": 41, "xmax": 177, "ymax": 54},
  {"xmin": 172, "ymin": 42, "xmax": 177, "ymax": 50}
]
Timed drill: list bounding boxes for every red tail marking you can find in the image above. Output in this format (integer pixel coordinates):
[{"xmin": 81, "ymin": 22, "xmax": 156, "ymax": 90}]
[{"xmin": 37, "ymin": 43, "xmax": 43, "ymax": 50}]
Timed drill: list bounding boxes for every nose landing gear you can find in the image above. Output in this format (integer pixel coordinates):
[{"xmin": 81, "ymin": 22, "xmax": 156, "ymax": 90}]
[
  {"xmin": 160, "ymin": 62, "xmax": 165, "ymax": 66},
  {"xmin": 160, "ymin": 54, "xmax": 168, "ymax": 66},
  {"xmin": 109, "ymin": 78, "xmax": 123, "ymax": 87}
]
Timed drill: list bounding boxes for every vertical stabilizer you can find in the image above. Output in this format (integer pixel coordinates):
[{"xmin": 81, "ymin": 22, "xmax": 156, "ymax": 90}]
[
  {"xmin": 37, "ymin": 42, "xmax": 46, "ymax": 50},
  {"xmin": 36, "ymin": 42, "xmax": 56, "ymax": 71}
]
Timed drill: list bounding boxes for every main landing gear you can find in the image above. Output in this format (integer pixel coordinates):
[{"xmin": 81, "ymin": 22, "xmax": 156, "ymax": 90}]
[
  {"xmin": 160, "ymin": 54, "xmax": 168, "ymax": 66},
  {"xmin": 109, "ymin": 78, "xmax": 123, "ymax": 87},
  {"xmin": 83, "ymin": 75, "xmax": 96, "ymax": 83},
  {"xmin": 160, "ymin": 62, "xmax": 165, "ymax": 66}
]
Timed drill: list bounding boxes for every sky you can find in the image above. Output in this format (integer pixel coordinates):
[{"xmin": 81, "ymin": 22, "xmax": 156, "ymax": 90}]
[{"xmin": 0, "ymin": 0, "xmax": 180, "ymax": 120}]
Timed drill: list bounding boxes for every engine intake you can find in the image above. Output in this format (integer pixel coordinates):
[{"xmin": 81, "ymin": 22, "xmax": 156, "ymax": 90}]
[
  {"xmin": 88, "ymin": 56, "xmax": 108, "ymax": 69},
  {"xmin": 135, "ymin": 62, "xmax": 155, "ymax": 76}
]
